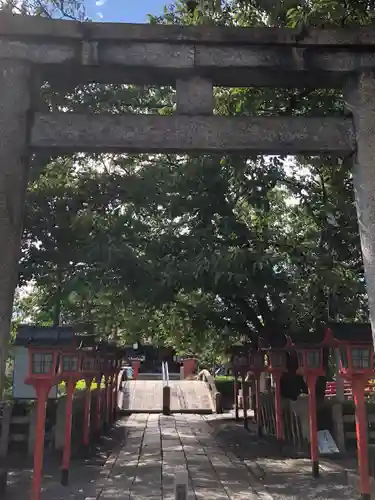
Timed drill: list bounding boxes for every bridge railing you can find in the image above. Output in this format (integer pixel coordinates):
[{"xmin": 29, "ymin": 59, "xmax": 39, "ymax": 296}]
[
  {"xmin": 161, "ymin": 362, "xmax": 171, "ymax": 415},
  {"xmin": 325, "ymin": 380, "xmax": 373, "ymax": 399},
  {"xmin": 162, "ymin": 361, "xmax": 169, "ymax": 386},
  {"xmin": 197, "ymin": 369, "xmax": 222, "ymax": 414}
]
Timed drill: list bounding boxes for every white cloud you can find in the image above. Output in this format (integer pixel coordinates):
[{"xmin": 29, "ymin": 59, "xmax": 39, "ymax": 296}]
[
  {"xmin": 96, "ymin": 0, "xmax": 106, "ymax": 6},
  {"xmin": 96, "ymin": 11, "xmax": 104, "ymax": 18}
]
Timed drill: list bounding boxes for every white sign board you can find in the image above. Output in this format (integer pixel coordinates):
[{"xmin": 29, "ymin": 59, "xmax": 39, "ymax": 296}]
[
  {"xmin": 129, "ymin": 356, "xmax": 145, "ymax": 361},
  {"xmin": 174, "ymin": 470, "xmax": 188, "ymax": 500},
  {"xmin": 12, "ymin": 346, "xmax": 58, "ymax": 399},
  {"xmin": 317, "ymin": 429, "xmax": 340, "ymax": 454}
]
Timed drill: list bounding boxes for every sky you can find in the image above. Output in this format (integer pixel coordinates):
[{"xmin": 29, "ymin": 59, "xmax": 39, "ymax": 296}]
[{"xmin": 86, "ymin": 0, "xmax": 170, "ymax": 22}]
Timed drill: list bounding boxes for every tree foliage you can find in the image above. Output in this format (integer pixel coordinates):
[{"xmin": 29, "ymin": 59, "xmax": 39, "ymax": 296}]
[{"xmin": 8, "ymin": 0, "xmax": 372, "ymax": 378}]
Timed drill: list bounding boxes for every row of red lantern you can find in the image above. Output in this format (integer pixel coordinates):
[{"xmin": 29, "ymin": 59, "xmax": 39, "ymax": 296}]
[
  {"xmin": 26, "ymin": 347, "xmax": 121, "ymax": 384},
  {"xmin": 233, "ymin": 340, "xmax": 375, "ymax": 490},
  {"xmin": 233, "ymin": 342, "xmax": 374, "ymax": 378}
]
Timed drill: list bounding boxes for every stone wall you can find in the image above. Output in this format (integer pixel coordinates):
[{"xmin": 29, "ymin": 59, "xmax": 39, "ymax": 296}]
[{"xmin": 0, "ymin": 388, "xmax": 107, "ymax": 457}]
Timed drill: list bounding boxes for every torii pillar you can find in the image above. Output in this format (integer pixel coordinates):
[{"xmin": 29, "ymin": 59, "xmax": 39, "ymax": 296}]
[
  {"xmin": 0, "ymin": 60, "xmax": 32, "ymax": 397},
  {"xmin": 346, "ymin": 72, "xmax": 375, "ymax": 357}
]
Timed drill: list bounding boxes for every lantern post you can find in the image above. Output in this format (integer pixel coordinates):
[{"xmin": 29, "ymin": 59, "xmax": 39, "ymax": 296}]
[
  {"xmin": 58, "ymin": 349, "xmax": 83, "ymax": 486},
  {"xmin": 106, "ymin": 357, "xmax": 115, "ymax": 427},
  {"xmin": 249, "ymin": 350, "xmax": 265, "ymax": 436},
  {"xmin": 234, "ymin": 375, "xmax": 239, "ymax": 421},
  {"xmin": 101, "ymin": 355, "xmax": 112, "ymax": 430},
  {"xmin": 108, "ymin": 356, "xmax": 117, "ymax": 426},
  {"xmin": 229, "ymin": 347, "xmax": 241, "ymax": 421},
  {"xmin": 294, "ymin": 345, "xmax": 325, "ymax": 478},
  {"xmin": 95, "ymin": 356, "xmax": 104, "ymax": 435},
  {"xmin": 264, "ymin": 349, "xmax": 287, "ymax": 444},
  {"xmin": 25, "ymin": 346, "xmax": 60, "ymax": 500},
  {"xmin": 232, "ymin": 351, "xmax": 249, "ymax": 426},
  {"xmin": 112, "ymin": 356, "xmax": 122, "ymax": 420},
  {"xmin": 81, "ymin": 351, "xmax": 99, "ymax": 453},
  {"xmin": 337, "ymin": 340, "xmax": 374, "ymax": 500}
]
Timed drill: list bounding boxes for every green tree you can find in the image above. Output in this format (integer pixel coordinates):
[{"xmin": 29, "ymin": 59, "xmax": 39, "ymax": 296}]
[{"xmin": 11, "ymin": 0, "xmax": 373, "ymax": 396}]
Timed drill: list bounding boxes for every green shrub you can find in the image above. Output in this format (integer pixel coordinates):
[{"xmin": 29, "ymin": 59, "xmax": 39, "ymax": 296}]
[{"xmin": 215, "ymin": 376, "xmax": 235, "ymax": 399}]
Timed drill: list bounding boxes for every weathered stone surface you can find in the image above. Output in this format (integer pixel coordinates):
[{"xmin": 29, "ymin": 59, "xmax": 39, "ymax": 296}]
[
  {"xmin": 345, "ymin": 72, "xmax": 375, "ymax": 349},
  {"xmin": 2, "ymin": 13, "xmax": 375, "ymax": 47},
  {"xmin": 0, "ymin": 59, "xmax": 31, "ymax": 396},
  {"xmin": 31, "ymin": 113, "xmax": 355, "ymax": 155},
  {"xmin": 1, "ymin": 40, "xmax": 375, "ymax": 89},
  {"xmin": 100, "ymin": 42, "xmax": 195, "ymax": 69},
  {"xmin": 1, "ymin": 15, "xmax": 375, "ymax": 88},
  {"xmin": 176, "ymin": 77, "xmax": 213, "ymax": 115}
]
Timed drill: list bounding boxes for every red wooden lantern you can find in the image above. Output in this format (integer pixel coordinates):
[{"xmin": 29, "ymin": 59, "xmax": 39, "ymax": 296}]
[
  {"xmin": 296, "ymin": 347, "xmax": 324, "ymax": 376},
  {"xmin": 82, "ymin": 352, "xmax": 99, "ymax": 376},
  {"xmin": 26, "ymin": 346, "xmax": 61, "ymax": 500},
  {"xmin": 58, "ymin": 350, "xmax": 82, "ymax": 378},
  {"xmin": 58, "ymin": 349, "xmax": 83, "ymax": 486},
  {"xmin": 337, "ymin": 339, "xmax": 374, "ymax": 500},
  {"xmin": 249, "ymin": 350, "xmax": 265, "ymax": 373},
  {"xmin": 265, "ymin": 350, "xmax": 287, "ymax": 372},
  {"xmin": 26, "ymin": 348, "xmax": 59, "ymax": 382},
  {"xmin": 295, "ymin": 345, "xmax": 324, "ymax": 478},
  {"xmin": 338, "ymin": 343, "xmax": 374, "ymax": 378}
]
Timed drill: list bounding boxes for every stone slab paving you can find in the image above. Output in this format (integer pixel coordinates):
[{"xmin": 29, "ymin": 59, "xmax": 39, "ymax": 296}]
[
  {"xmin": 97, "ymin": 413, "xmax": 360, "ymax": 500},
  {"xmin": 4, "ymin": 418, "xmax": 129, "ymax": 500},
  {"xmin": 202, "ymin": 413, "xmax": 359, "ymax": 500},
  {"xmin": 5, "ymin": 413, "xmax": 361, "ymax": 500}
]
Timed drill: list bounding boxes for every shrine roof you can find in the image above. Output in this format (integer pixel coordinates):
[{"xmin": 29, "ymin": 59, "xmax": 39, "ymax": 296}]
[
  {"xmin": 14, "ymin": 325, "xmax": 75, "ymax": 346},
  {"xmin": 326, "ymin": 321, "xmax": 372, "ymax": 343}
]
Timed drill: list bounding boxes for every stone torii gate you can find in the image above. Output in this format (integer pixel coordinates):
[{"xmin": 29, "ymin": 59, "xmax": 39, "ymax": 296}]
[{"xmin": 0, "ymin": 13, "xmax": 375, "ymax": 392}]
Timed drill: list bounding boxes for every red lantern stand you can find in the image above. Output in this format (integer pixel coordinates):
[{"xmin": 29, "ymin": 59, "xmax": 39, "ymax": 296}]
[
  {"xmin": 232, "ymin": 353, "xmax": 248, "ymax": 424},
  {"xmin": 337, "ymin": 339, "xmax": 374, "ymax": 500},
  {"xmin": 102, "ymin": 356, "xmax": 113, "ymax": 430},
  {"xmin": 112, "ymin": 357, "xmax": 122, "ymax": 421},
  {"xmin": 100, "ymin": 357, "xmax": 109, "ymax": 430},
  {"xmin": 264, "ymin": 349, "xmax": 287, "ymax": 444},
  {"xmin": 58, "ymin": 349, "xmax": 83, "ymax": 486},
  {"xmin": 293, "ymin": 341, "xmax": 325, "ymax": 478},
  {"xmin": 248, "ymin": 350, "xmax": 265, "ymax": 436},
  {"xmin": 132, "ymin": 359, "xmax": 141, "ymax": 380},
  {"xmin": 25, "ymin": 346, "xmax": 60, "ymax": 500},
  {"xmin": 81, "ymin": 351, "xmax": 99, "ymax": 452},
  {"xmin": 108, "ymin": 357, "xmax": 117, "ymax": 426}
]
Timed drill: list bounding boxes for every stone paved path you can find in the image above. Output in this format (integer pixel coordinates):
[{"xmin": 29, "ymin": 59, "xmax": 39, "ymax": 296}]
[
  {"xmin": 6, "ymin": 413, "xmax": 361, "ymax": 500},
  {"xmin": 96, "ymin": 413, "xmax": 359, "ymax": 500}
]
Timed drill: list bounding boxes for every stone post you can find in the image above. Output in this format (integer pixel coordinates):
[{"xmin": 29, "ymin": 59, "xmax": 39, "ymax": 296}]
[
  {"xmin": 176, "ymin": 76, "xmax": 213, "ymax": 115},
  {"xmin": 0, "ymin": 60, "xmax": 32, "ymax": 397},
  {"xmin": 345, "ymin": 72, "xmax": 375, "ymax": 350},
  {"xmin": 332, "ymin": 403, "xmax": 346, "ymax": 452},
  {"xmin": 0, "ymin": 404, "xmax": 12, "ymax": 457}
]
